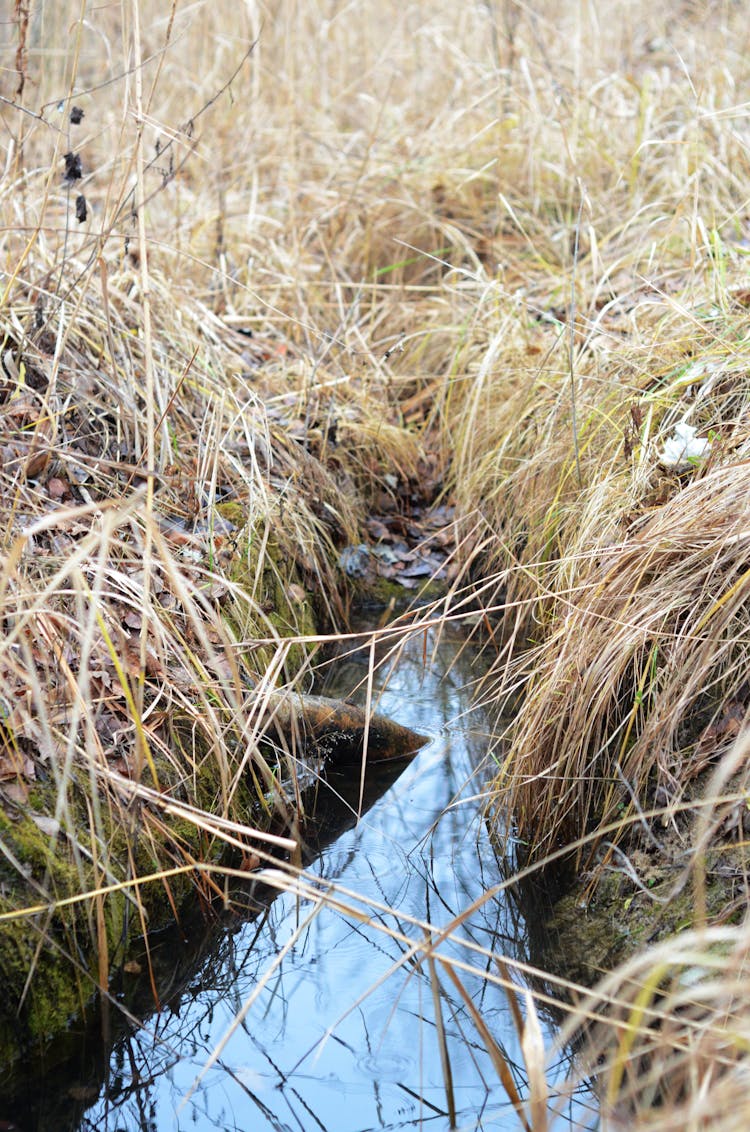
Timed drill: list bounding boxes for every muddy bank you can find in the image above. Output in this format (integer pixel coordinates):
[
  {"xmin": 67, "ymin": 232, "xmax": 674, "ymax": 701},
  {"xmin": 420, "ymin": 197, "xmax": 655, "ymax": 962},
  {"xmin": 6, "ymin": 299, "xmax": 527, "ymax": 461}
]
[{"xmin": 518, "ymin": 771, "xmax": 749, "ymax": 996}]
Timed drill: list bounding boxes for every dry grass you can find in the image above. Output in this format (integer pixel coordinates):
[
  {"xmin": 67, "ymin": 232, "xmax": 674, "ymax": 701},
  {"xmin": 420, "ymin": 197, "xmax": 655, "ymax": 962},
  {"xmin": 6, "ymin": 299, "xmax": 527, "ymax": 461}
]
[
  {"xmin": 420, "ymin": 1, "xmax": 750, "ymax": 862},
  {"xmin": 426, "ymin": 2, "xmax": 750, "ymax": 1124},
  {"xmin": 487, "ymin": 461, "xmax": 750, "ymax": 856},
  {"xmin": 3, "ymin": 0, "xmax": 750, "ymax": 1126},
  {"xmin": 0, "ymin": 0, "xmax": 447, "ymax": 1046},
  {"xmin": 558, "ymin": 757, "xmax": 750, "ymax": 1132}
]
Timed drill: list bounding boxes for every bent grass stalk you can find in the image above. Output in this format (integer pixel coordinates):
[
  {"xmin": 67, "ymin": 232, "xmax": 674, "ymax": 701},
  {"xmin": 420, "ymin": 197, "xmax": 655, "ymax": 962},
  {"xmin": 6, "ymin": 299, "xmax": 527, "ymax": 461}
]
[{"xmin": 3, "ymin": 0, "xmax": 750, "ymax": 1126}]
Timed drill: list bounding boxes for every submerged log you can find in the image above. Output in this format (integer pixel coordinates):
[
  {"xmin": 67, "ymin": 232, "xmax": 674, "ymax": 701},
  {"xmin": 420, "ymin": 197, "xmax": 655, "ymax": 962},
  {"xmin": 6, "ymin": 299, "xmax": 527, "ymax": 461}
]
[
  {"xmin": 255, "ymin": 690, "xmax": 429, "ymax": 763},
  {"xmin": 0, "ymin": 722, "xmax": 418, "ymax": 1127},
  {"xmin": 0, "ymin": 689, "xmax": 425, "ymax": 1079}
]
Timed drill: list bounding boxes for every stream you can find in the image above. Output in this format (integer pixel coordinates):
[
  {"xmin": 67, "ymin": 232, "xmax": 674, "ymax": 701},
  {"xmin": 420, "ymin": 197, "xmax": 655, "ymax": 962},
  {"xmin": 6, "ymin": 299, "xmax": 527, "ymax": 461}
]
[{"xmin": 2, "ymin": 621, "xmax": 599, "ymax": 1132}]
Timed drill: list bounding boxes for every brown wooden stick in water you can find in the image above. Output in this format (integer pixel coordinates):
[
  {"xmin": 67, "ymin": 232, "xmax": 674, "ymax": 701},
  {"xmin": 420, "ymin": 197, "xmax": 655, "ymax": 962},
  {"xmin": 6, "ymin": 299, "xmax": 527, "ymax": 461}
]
[{"xmin": 257, "ymin": 690, "xmax": 429, "ymax": 763}]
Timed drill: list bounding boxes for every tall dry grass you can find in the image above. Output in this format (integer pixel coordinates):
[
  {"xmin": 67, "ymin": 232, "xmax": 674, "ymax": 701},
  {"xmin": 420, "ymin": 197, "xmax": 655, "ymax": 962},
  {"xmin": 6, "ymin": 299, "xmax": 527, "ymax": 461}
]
[
  {"xmin": 557, "ymin": 718, "xmax": 750, "ymax": 1130},
  {"xmin": 414, "ymin": 0, "xmax": 750, "ymax": 869},
  {"xmin": 425, "ymin": 2, "xmax": 750, "ymax": 1126},
  {"xmin": 3, "ymin": 0, "xmax": 750, "ymax": 1126},
  {"xmin": 0, "ymin": 0, "xmax": 449, "ymax": 1048}
]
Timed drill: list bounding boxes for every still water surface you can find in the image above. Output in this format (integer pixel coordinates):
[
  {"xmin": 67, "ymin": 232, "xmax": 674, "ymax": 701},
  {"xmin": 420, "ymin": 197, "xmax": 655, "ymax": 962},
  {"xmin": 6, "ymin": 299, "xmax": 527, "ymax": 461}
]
[{"xmin": 24, "ymin": 624, "xmax": 598, "ymax": 1131}]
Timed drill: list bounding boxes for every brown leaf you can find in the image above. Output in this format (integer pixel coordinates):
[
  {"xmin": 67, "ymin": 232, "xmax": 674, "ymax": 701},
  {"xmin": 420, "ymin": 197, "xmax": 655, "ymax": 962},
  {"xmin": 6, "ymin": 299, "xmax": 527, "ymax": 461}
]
[
  {"xmin": 108, "ymin": 757, "xmax": 132, "ymax": 777},
  {"xmin": 690, "ymin": 700, "xmax": 747, "ymax": 777},
  {"xmin": 46, "ymin": 476, "xmax": 71, "ymax": 499},
  {"xmin": 0, "ymin": 752, "xmax": 35, "ymax": 782},
  {"xmin": 1, "ymin": 780, "xmax": 28, "ymax": 804},
  {"xmin": 25, "ymin": 445, "xmax": 51, "ymax": 479},
  {"xmin": 365, "ymin": 518, "xmax": 391, "ymax": 540}
]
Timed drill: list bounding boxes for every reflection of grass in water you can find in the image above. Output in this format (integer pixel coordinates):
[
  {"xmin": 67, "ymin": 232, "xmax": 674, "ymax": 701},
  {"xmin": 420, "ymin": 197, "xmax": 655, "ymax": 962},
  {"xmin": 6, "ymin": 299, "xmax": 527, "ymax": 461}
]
[
  {"xmin": 3, "ymin": 0, "xmax": 750, "ymax": 1127},
  {"xmin": 23, "ymin": 621, "xmax": 582, "ymax": 1132},
  {"xmin": 168, "ymin": 625, "xmax": 591, "ymax": 1132}
]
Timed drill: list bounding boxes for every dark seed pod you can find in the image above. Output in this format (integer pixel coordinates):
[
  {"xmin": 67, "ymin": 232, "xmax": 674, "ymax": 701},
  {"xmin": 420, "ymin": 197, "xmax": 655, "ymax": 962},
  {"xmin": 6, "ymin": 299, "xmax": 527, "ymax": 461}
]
[{"xmin": 63, "ymin": 151, "xmax": 82, "ymax": 182}]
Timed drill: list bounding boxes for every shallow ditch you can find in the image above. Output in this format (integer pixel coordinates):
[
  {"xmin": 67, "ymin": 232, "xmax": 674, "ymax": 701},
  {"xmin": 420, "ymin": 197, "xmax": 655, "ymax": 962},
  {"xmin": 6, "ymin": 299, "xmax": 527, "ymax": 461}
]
[{"xmin": 1, "ymin": 620, "xmax": 599, "ymax": 1132}]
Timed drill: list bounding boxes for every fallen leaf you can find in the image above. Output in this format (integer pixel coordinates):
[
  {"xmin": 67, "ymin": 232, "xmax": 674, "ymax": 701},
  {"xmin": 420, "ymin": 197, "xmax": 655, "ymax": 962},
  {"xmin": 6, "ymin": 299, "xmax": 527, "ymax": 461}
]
[
  {"xmin": 0, "ymin": 752, "xmax": 35, "ymax": 781},
  {"xmin": 46, "ymin": 476, "xmax": 71, "ymax": 499},
  {"xmin": 1, "ymin": 780, "xmax": 28, "ymax": 804},
  {"xmin": 30, "ymin": 814, "xmax": 61, "ymax": 837},
  {"xmin": 25, "ymin": 445, "xmax": 51, "ymax": 479},
  {"xmin": 365, "ymin": 518, "xmax": 391, "ymax": 540},
  {"xmin": 398, "ymin": 558, "xmax": 441, "ymax": 578}
]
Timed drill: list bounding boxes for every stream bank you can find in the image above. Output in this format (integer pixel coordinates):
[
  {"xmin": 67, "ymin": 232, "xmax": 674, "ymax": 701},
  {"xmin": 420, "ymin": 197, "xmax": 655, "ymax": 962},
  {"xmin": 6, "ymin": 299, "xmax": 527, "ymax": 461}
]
[
  {"xmin": 3, "ymin": 620, "xmax": 598, "ymax": 1132},
  {"xmin": 522, "ymin": 770, "xmax": 750, "ymax": 996}
]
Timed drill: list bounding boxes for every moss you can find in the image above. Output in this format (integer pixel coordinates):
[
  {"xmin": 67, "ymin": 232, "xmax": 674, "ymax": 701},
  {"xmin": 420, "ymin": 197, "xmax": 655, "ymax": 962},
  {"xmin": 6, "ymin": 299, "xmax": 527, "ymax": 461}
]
[
  {"xmin": 525, "ymin": 837, "xmax": 748, "ymax": 994},
  {"xmin": 0, "ymin": 805, "xmax": 99, "ymax": 1053},
  {"xmin": 0, "ymin": 914, "xmax": 88, "ymax": 1061},
  {"xmin": 350, "ymin": 573, "xmax": 447, "ymax": 608},
  {"xmin": 222, "ymin": 517, "xmax": 318, "ymax": 677},
  {"xmin": 215, "ymin": 501, "xmax": 246, "ymax": 528},
  {"xmin": 0, "ymin": 511, "xmax": 333, "ymax": 1065},
  {"xmin": 0, "ymin": 714, "xmax": 271, "ymax": 1064},
  {"xmin": 0, "ymin": 502, "xmax": 313, "ymax": 1064}
]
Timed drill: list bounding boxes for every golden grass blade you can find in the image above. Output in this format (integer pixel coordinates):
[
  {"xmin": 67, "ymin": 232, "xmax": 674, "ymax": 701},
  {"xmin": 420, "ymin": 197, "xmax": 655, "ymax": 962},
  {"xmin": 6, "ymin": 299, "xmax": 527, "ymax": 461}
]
[
  {"xmin": 425, "ymin": 935, "xmax": 457, "ymax": 1129},
  {"xmin": 441, "ymin": 959, "xmax": 532, "ymax": 1132},
  {"xmin": 521, "ymin": 989, "xmax": 548, "ymax": 1132}
]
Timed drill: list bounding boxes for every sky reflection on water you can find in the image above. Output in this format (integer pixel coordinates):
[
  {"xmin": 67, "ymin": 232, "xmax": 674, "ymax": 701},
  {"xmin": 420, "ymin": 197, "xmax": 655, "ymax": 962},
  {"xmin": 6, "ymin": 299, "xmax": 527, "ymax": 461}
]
[{"xmin": 70, "ymin": 623, "xmax": 598, "ymax": 1132}]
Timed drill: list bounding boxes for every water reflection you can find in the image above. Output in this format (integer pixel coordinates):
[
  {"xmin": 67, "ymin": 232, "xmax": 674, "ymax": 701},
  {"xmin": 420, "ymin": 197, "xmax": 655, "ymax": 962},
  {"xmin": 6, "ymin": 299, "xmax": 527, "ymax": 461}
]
[{"xmin": 4, "ymin": 622, "xmax": 598, "ymax": 1132}]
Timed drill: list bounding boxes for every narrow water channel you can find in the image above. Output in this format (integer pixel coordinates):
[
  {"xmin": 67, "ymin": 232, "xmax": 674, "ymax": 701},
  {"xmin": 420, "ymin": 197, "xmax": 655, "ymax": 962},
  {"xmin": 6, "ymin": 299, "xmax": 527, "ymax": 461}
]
[{"xmin": 4, "ymin": 622, "xmax": 599, "ymax": 1131}]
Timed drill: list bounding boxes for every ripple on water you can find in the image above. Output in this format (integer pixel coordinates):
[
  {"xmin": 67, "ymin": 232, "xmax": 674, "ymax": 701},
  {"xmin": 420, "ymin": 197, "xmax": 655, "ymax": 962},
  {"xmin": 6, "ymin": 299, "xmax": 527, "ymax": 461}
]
[{"xmin": 356, "ymin": 1049, "xmax": 415, "ymax": 1082}]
